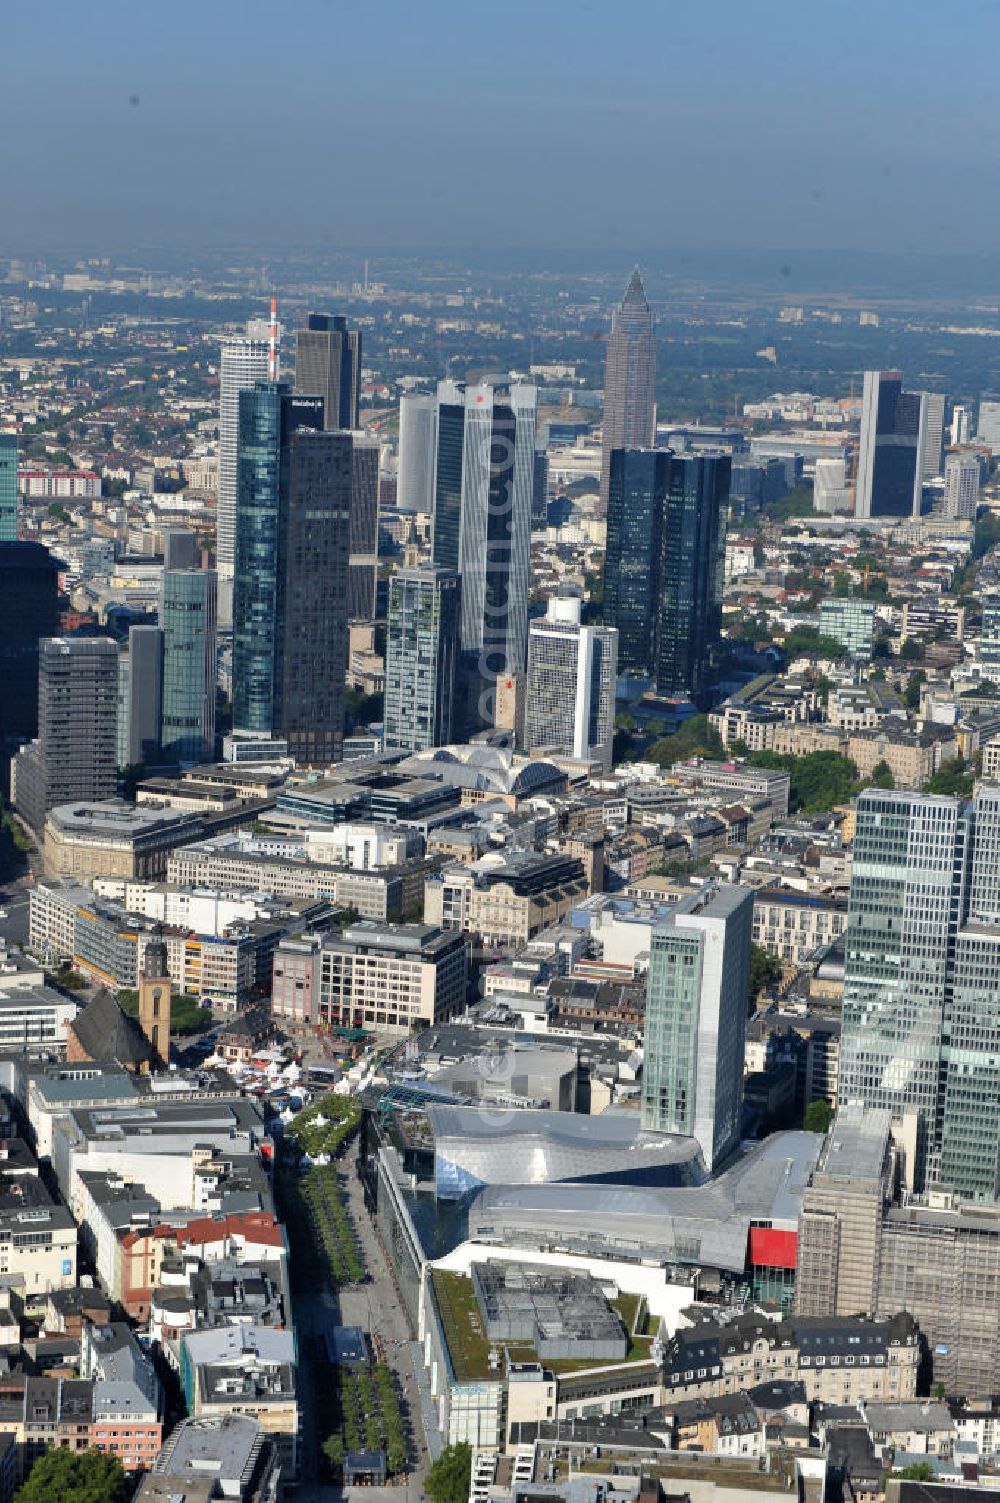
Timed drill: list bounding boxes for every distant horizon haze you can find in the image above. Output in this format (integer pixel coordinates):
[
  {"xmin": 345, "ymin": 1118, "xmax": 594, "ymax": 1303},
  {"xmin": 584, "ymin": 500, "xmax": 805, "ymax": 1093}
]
[{"xmin": 4, "ymin": 0, "xmax": 999, "ymax": 259}]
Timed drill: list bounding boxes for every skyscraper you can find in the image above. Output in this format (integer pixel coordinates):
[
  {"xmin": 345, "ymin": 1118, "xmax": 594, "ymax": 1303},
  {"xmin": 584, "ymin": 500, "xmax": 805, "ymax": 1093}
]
[
  {"xmin": 348, "ymin": 435, "xmax": 379, "ymax": 621},
  {"xmin": 161, "ymin": 567, "xmax": 217, "ymax": 765},
  {"xmin": 855, "ymin": 371, "xmax": 925, "ymax": 519},
  {"xmin": 13, "ymin": 637, "xmax": 118, "ymax": 835},
  {"xmin": 0, "ymin": 433, "xmax": 18, "ymax": 542},
  {"xmin": 397, "ymin": 392, "xmax": 437, "ymax": 514},
  {"xmin": 641, "ymin": 884, "xmax": 752, "ymax": 1173},
  {"xmin": 383, "ymin": 567, "xmax": 461, "ymax": 754},
  {"xmin": 655, "ymin": 454, "xmax": 729, "ymax": 706},
  {"xmin": 0, "ymin": 542, "xmax": 61, "ymax": 756},
  {"xmin": 232, "ymin": 382, "xmax": 350, "ymax": 764},
  {"xmin": 943, "ymin": 453, "xmax": 980, "ymax": 520},
  {"xmin": 430, "ymin": 379, "xmax": 537, "ymax": 732},
  {"xmin": 532, "ymin": 449, "xmax": 549, "ymax": 528},
  {"xmin": 977, "ymin": 398, "xmax": 1000, "ymax": 454},
  {"xmin": 838, "ymin": 786, "xmax": 1000, "ymax": 1198},
  {"xmin": 951, "ymin": 404, "xmax": 971, "ymax": 447},
  {"xmin": 294, "ymin": 313, "xmax": 361, "ymax": 431},
  {"xmin": 117, "ymin": 624, "xmax": 163, "ymax": 768},
  {"xmin": 217, "ymin": 337, "xmax": 269, "ymax": 619},
  {"xmin": 525, "ymin": 594, "xmax": 618, "ymax": 771},
  {"xmin": 813, "ymin": 457, "xmax": 850, "ymax": 514},
  {"xmin": 163, "ymin": 529, "xmax": 199, "ymax": 571},
  {"xmin": 599, "ymin": 268, "xmax": 656, "ymax": 512},
  {"xmin": 920, "ymin": 391, "xmax": 946, "ymax": 478},
  {"xmin": 604, "ymin": 448, "xmax": 670, "ymax": 678}
]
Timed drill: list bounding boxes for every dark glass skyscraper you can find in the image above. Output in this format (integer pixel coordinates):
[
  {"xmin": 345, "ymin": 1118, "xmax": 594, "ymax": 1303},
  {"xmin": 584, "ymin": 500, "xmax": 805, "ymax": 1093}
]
[
  {"xmin": 232, "ymin": 382, "xmax": 350, "ymax": 764},
  {"xmin": 605, "ymin": 448, "xmax": 728, "ymax": 707},
  {"xmin": 600, "ymin": 269, "xmax": 656, "ymax": 512},
  {"xmin": 855, "ymin": 370, "xmax": 925, "ymax": 518},
  {"xmin": 430, "ymin": 383, "xmax": 465, "ymax": 574},
  {"xmin": 604, "ymin": 448, "xmax": 670, "ymax": 677},
  {"xmin": 656, "ymin": 453, "xmax": 729, "ymax": 706},
  {"xmin": 0, "ymin": 542, "xmax": 61, "ymax": 758},
  {"xmin": 294, "ymin": 313, "xmax": 361, "ymax": 431}
]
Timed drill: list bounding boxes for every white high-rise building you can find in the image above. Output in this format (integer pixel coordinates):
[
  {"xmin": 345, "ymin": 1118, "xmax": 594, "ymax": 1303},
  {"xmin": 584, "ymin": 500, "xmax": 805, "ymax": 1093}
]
[
  {"xmin": 951, "ymin": 405, "xmax": 971, "ymax": 447},
  {"xmin": 813, "ymin": 456, "xmax": 849, "ymax": 514},
  {"xmin": 943, "ymin": 453, "xmax": 981, "ymax": 521},
  {"xmin": 216, "ymin": 337, "xmax": 269, "ymax": 623},
  {"xmin": 920, "ymin": 391, "xmax": 946, "ymax": 478},
  {"xmin": 397, "ymin": 392, "xmax": 437, "ymax": 515},
  {"xmin": 641, "ymin": 884, "xmax": 753, "ymax": 1173},
  {"xmin": 525, "ymin": 594, "xmax": 618, "ymax": 771},
  {"xmin": 978, "ymin": 399, "xmax": 1000, "ymax": 454}
]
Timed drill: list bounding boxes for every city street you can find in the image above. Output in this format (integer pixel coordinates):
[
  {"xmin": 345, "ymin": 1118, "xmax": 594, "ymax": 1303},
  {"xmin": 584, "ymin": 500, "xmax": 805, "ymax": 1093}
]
[{"xmin": 292, "ymin": 1160, "xmax": 433, "ymax": 1503}]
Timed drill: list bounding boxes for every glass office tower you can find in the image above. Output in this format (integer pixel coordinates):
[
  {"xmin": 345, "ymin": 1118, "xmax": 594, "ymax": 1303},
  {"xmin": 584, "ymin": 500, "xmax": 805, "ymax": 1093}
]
[
  {"xmin": 0, "ymin": 434, "xmax": 17, "ymax": 541},
  {"xmin": 641, "ymin": 885, "xmax": 752, "ymax": 1173},
  {"xmin": 655, "ymin": 453, "xmax": 729, "ymax": 706},
  {"xmin": 294, "ymin": 313, "xmax": 361, "ymax": 431},
  {"xmin": 855, "ymin": 371, "xmax": 925, "ymax": 519},
  {"xmin": 838, "ymin": 787, "xmax": 1000, "ymax": 1198},
  {"xmin": 430, "ymin": 379, "xmax": 537, "ymax": 732},
  {"xmin": 161, "ymin": 570, "xmax": 216, "ymax": 765},
  {"xmin": 232, "ymin": 381, "xmax": 350, "ymax": 764},
  {"xmin": 604, "ymin": 448, "xmax": 669, "ymax": 678},
  {"xmin": 605, "ymin": 448, "xmax": 728, "ymax": 706},
  {"xmin": 383, "ymin": 567, "xmax": 461, "ymax": 754}
]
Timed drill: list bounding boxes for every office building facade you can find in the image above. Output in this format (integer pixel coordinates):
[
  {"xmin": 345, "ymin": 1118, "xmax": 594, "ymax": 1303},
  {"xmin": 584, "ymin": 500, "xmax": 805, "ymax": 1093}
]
[
  {"xmin": 599, "ymin": 268, "xmax": 656, "ymax": 511},
  {"xmin": 839, "ymin": 786, "xmax": 1000, "ymax": 1199},
  {"xmin": 348, "ymin": 434, "xmax": 379, "ymax": 621},
  {"xmin": 232, "ymin": 382, "xmax": 350, "ymax": 764},
  {"xmin": 216, "ymin": 338, "xmax": 269, "ymax": 604},
  {"xmin": 656, "ymin": 454, "xmax": 729, "ymax": 705},
  {"xmin": 397, "ymin": 391, "xmax": 436, "ymax": 514},
  {"xmin": 430, "ymin": 379, "xmax": 537, "ymax": 731},
  {"xmin": 855, "ymin": 371, "xmax": 925, "ymax": 519},
  {"xmin": 943, "ymin": 452, "xmax": 980, "ymax": 520},
  {"xmin": 0, "ymin": 542, "xmax": 61, "ymax": 754},
  {"xmin": 161, "ymin": 567, "xmax": 217, "ymax": 765},
  {"xmin": 978, "ymin": 398, "xmax": 1000, "ymax": 454},
  {"xmin": 525, "ymin": 594, "xmax": 618, "ymax": 771},
  {"xmin": 641, "ymin": 884, "xmax": 752, "ymax": 1173},
  {"xmin": 13, "ymin": 637, "xmax": 119, "ymax": 835},
  {"xmin": 0, "ymin": 433, "xmax": 17, "ymax": 541},
  {"xmin": 383, "ymin": 567, "xmax": 461, "ymax": 754},
  {"xmin": 117, "ymin": 625, "xmax": 163, "ymax": 768},
  {"xmin": 294, "ymin": 312, "xmax": 361, "ymax": 430},
  {"xmin": 819, "ymin": 598, "xmax": 877, "ymax": 661},
  {"xmin": 605, "ymin": 448, "xmax": 728, "ymax": 706},
  {"xmin": 604, "ymin": 448, "xmax": 669, "ymax": 677},
  {"xmin": 920, "ymin": 391, "xmax": 946, "ymax": 478},
  {"xmin": 951, "ymin": 404, "xmax": 971, "ymax": 447}
]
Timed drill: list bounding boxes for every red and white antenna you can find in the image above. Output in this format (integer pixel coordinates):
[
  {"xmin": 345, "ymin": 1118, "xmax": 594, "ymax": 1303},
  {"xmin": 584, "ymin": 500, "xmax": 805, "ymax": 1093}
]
[{"xmin": 267, "ymin": 295, "xmax": 278, "ymax": 380}]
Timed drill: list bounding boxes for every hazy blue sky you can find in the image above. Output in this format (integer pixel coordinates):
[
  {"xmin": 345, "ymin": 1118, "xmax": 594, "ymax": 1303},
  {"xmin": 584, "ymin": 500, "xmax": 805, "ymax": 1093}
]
[{"xmin": 5, "ymin": 0, "xmax": 999, "ymax": 255}]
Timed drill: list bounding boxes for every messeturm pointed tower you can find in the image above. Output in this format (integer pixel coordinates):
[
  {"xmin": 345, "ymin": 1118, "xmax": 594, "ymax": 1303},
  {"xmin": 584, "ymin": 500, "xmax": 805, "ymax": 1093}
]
[{"xmin": 599, "ymin": 267, "xmax": 656, "ymax": 513}]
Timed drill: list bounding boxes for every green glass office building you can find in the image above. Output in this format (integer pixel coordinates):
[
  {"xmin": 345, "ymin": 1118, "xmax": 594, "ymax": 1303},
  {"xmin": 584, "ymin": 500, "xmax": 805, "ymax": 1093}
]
[{"xmin": 0, "ymin": 434, "xmax": 17, "ymax": 541}]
